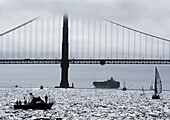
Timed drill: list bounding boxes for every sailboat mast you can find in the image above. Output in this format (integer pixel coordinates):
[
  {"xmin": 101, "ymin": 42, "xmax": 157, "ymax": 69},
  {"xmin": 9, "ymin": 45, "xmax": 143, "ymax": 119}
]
[
  {"xmin": 123, "ymin": 81, "xmax": 125, "ymax": 88},
  {"xmin": 150, "ymin": 81, "xmax": 153, "ymax": 90}
]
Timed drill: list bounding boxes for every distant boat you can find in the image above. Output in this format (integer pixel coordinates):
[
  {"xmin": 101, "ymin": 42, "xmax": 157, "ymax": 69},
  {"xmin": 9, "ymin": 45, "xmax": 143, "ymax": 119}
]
[
  {"xmin": 142, "ymin": 86, "xmax": 144, "ymax": 93},
  {"xmin": 93, "ymin": 77, "xmax": 120, "ymax": 88},
  {"xmin": 122, "ymin": 80, "xmax": 127, "ymax": 91},
  {"xmin": 140, "ymin": 86, "xmax": 145, "ymax": 95},
  {"xmin": 150, "ymin": 81, "xmax": 153, "ymax": 90},
  {"xmin": 40, "ymin": 85, "xmax": 43, "ymax": 89},
  {"xmin": 152, "ymin": 67, "xmax": 162, "ymax": 99},
  {"xmin": 14, "ymin": 95, "xmax": 54, "ymax": 110}
]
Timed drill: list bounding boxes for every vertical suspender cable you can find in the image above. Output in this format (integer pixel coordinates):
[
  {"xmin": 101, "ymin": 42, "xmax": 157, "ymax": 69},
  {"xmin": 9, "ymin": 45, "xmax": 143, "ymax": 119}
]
[
  {"xmin": 30, "ymin": 22, "xmax": 32, "ymax": 58},
  {"xmin": 35, "ymin": 20, "xmax": 38, "ymax": 58},
  {"xmin": 105, "ymin": 21, "xmax": 107, "ymax": 58},
  {"xmin": 58, "ymin": 16, "xmax": 61, "ymax": 58},
  {"xmin": 2, "ymin": 36, "xmax": 4, "ymax": 58},
  {"xmin": 7, "ymin": 33, "xmax": 10, "ymax": 58},
  {"xmin": 0, "ymin": 37, "xmax": 1, "ymax": 57},
  {"xmin": 33, "ymin": 22, "xmax": 35, "ymax": 58},
  {"xmin": 6, "ymin": 34, "xmax": 9, "ymax": 58},
  {"xmin": 111, "ymin": 24, "xmax": 113, "ymax": 58},
  {"xmin": 32, "ymin": 22, "xmax": 34, "ymax": 58},
  {"xmin": 151, "ymin": 37, "xmax": 153, "ymax": 59},
  {"xmin": 32, "ymin": 22, "xmax": 35, "ymax": 58},
  {"xmin": 157, "ymin": 38, "xmax": 159, "ymax": 58},
  {"xmin": 37, "ymin": 19, "xmax": 39, "ymax": 58},
  {"xmin": 12, "ymin": 31, "xmax": 15, "ymax": 58},
  {"xmin": 139, "ymin": 33, "xmax": 141, "ymax": 58},
  {"xmin": 18, "ymin": 29, "xmax": 20, "ymax": 58},
  {"xmin": 76, "ymin": 17, "xmax": 78, "ymax": 58},
  {"xmin": 24, "ymin": 25, "xmax": 26, "ymax": 58},
  {"xmin": 2, "ymin": 36, "xmax": 3, "ymax": 58},
  {"xmin": 1, "ymin": 37, "xmax": 3, "ymax": 58},
  {"xmin": 5, "ymin": 34, "xmax": 7, "ymax": 58},
  {"xmin": 41, "ymin": 18, "xmax": 43, "ymax": 58},
  {"xmin": 128, "ymin": 29, "xmax": 130, "ymax": 58},
  {"xmin": 134, "ymin": 31, "xmax": 136, "ymax": 58},
  {"xmin": 99, "ymin": 19, "xmax": 101, "ymax": 58},
  {"xmin": 46, "ymin": 17, "xmax": 49, "ymax": 58},
  {"xmin": 116, "ymin": 25, "xmax": 118, "ymax": 58},
  {"xmin": 169, "ymin": 42, "xmax": 170, "ymax": 59},
  {"xmin": 1, "ymin": 36, "xmax": 4, "ymax": 58},
  {"xmin": 122, "ymin": 27, "xmax": 124, "ymax": 58},
  {"xmin": 52, "ymin": 15, "xmax": 55, "ymax": 58},
  {"xmin": 2, "ymin": 36, "xmax": 5, "ymax": 58},
  {"xmin": 70, "ymin": 17, "xmax": 73, "ymax": 58},
  {"xmin": 8, "ymin": 34, "xmax": 10, "ymax": 58},
  {"xmin": 88, "ymin": 19, "xmax": 90, "ymax": 58},
  {"xmin": 93, "ymin": 19, "xmax": 95, "ymax": 58},
  {"xmin": 163, "ymin": 40, "xmax": 165, "ymax": 59},
  {"xmin": 82, "ymin": 18, "xmax": 84, "ymax": 58},
  {"xmin": 145, "ymin": 35, "xmax": 147, "ymax": 58},
  {"xmin": 9, "ymin": 33, "xmax": 11, "ymax": 58}
]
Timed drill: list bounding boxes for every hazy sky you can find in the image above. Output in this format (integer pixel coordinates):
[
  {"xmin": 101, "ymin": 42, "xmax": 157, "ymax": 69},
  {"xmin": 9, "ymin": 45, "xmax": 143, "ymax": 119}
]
[
  {"xmin": 0, "ymin": 0, "xmax": 170, "ymax": 38},
  {"xmin": 0, "ymin": 0, "xmax": 170, "ymax": 89}
]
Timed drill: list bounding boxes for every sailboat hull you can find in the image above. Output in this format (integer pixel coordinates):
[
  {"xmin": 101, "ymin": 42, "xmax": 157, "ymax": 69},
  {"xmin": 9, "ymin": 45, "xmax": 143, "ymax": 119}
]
[{"xmin": 152, "ymin": 94, "xmax": 160, "ymax": 99}]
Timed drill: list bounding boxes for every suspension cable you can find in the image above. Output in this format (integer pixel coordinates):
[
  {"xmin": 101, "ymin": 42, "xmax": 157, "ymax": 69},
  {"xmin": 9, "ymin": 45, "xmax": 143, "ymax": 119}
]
[
  {"xmin": 101, "ymin": 17, "xmax": 170, "ymax": 42},
  {"xmin": 0, "ymin": 16, "xmax": 40, "ymax": 37}
]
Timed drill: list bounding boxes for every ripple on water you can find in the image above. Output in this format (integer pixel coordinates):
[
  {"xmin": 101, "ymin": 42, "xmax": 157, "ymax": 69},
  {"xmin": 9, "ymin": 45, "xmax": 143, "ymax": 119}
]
[{"xmin": 0, "ymin": 88, "xmax": 170, "ymax": 119}]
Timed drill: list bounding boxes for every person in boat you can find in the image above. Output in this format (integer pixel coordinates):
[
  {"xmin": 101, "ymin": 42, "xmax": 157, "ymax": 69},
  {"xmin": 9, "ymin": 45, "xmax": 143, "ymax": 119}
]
[
  {"xmin": 16, "ymin": 100, "xmax": 19, "ymax": 105},
  {"xmin": 24, "ymin": 100, "xmax": 27, "ymax": 104},
  {"xmin": 19, "ymin": 101, "xmax": 22, "ymax": 105},
  {"xmin": 29, "ymin": 93, "xmax": 33, "ymax": 97},
  {"xmin": 23, "ymin": 97, "xmax": 27, "ymax": 104},
  {"xmin": 45, "ymin": 95, "xmax": 48, "ymax": 103}
]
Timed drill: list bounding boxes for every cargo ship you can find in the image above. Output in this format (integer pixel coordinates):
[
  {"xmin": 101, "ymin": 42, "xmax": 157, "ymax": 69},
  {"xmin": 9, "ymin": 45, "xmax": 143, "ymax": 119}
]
[{"xmin": 93, "ymin": 77, "xmax": 120, "ymax": 88}]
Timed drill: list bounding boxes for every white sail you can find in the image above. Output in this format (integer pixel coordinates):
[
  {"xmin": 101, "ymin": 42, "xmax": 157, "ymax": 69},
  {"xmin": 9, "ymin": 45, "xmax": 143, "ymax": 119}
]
[{"xmin": 155, "ymin": 67, "xmax": 162, "ymax": 94}]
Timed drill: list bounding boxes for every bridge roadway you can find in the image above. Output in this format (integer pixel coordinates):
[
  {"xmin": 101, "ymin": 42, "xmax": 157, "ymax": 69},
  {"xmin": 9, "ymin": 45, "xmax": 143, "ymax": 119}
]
[{"xmin": 0, "ymin": 59, "xmax": 170, "ymax": 64}]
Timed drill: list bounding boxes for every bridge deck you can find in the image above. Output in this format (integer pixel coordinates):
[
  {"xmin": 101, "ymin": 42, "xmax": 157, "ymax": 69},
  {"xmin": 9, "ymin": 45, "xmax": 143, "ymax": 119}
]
[{"xmin": 0, "ymin": 59, "xmax": 170, "ymax": 64}]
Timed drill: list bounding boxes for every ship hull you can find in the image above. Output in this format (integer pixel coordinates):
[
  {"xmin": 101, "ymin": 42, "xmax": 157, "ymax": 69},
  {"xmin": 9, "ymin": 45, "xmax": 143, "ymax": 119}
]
[
  {"xmin": 93, "ymin": 81, "xmax": 120, "ymax": 88},
  {"xmin": 14, "ymin": 103, "xmax": 53, "ymax": 110}
]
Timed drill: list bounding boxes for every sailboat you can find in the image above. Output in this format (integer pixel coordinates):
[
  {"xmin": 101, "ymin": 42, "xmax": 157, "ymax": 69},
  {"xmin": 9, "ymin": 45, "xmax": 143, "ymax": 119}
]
[
  {"xmin": 122, "ymin": 80, "xmax": 127, "ymax": 91},
  {"xmin": 152, "ymin": 67, "xmax": 162, "ymax": 99},
  {"xmin": 150, "ymin": 81, "xmax": 153, "ymax": 90},
  {"xmin": 140, "ymin": 86, "xmax": 145, "ymax": 95}
]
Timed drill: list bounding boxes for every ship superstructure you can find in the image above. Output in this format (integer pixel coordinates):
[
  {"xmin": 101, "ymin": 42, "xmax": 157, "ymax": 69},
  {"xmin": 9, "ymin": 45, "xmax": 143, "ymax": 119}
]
[{"xmin": 93, "ymin": 77, "xmax": 120, "ymax": 88}]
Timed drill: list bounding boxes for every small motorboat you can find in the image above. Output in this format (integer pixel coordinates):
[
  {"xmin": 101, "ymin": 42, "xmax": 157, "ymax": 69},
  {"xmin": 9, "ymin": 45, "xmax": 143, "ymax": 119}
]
[{"xmin": 14, "ymin": 96, "xmax": 54, "ymax": 110}]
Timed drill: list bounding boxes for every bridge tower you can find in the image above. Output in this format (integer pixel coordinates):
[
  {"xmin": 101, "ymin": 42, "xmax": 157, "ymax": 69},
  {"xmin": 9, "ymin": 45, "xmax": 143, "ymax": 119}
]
[{"xmin": 60, "ymin": 14, "xmax": 70, "ymax": 88}]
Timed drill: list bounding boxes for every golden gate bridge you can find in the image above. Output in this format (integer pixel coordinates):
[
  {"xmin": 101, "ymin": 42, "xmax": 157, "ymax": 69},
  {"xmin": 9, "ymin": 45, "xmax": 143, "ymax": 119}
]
[{"xmin": 0, "ymin": 13, "xmax": 170, "ymax": 88}]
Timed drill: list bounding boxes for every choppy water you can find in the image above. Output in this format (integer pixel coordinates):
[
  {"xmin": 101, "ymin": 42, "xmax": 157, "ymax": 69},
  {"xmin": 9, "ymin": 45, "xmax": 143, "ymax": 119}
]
[{"xmin": 0, "ymin": 88, "xmax": 170, "ymax": 119}]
